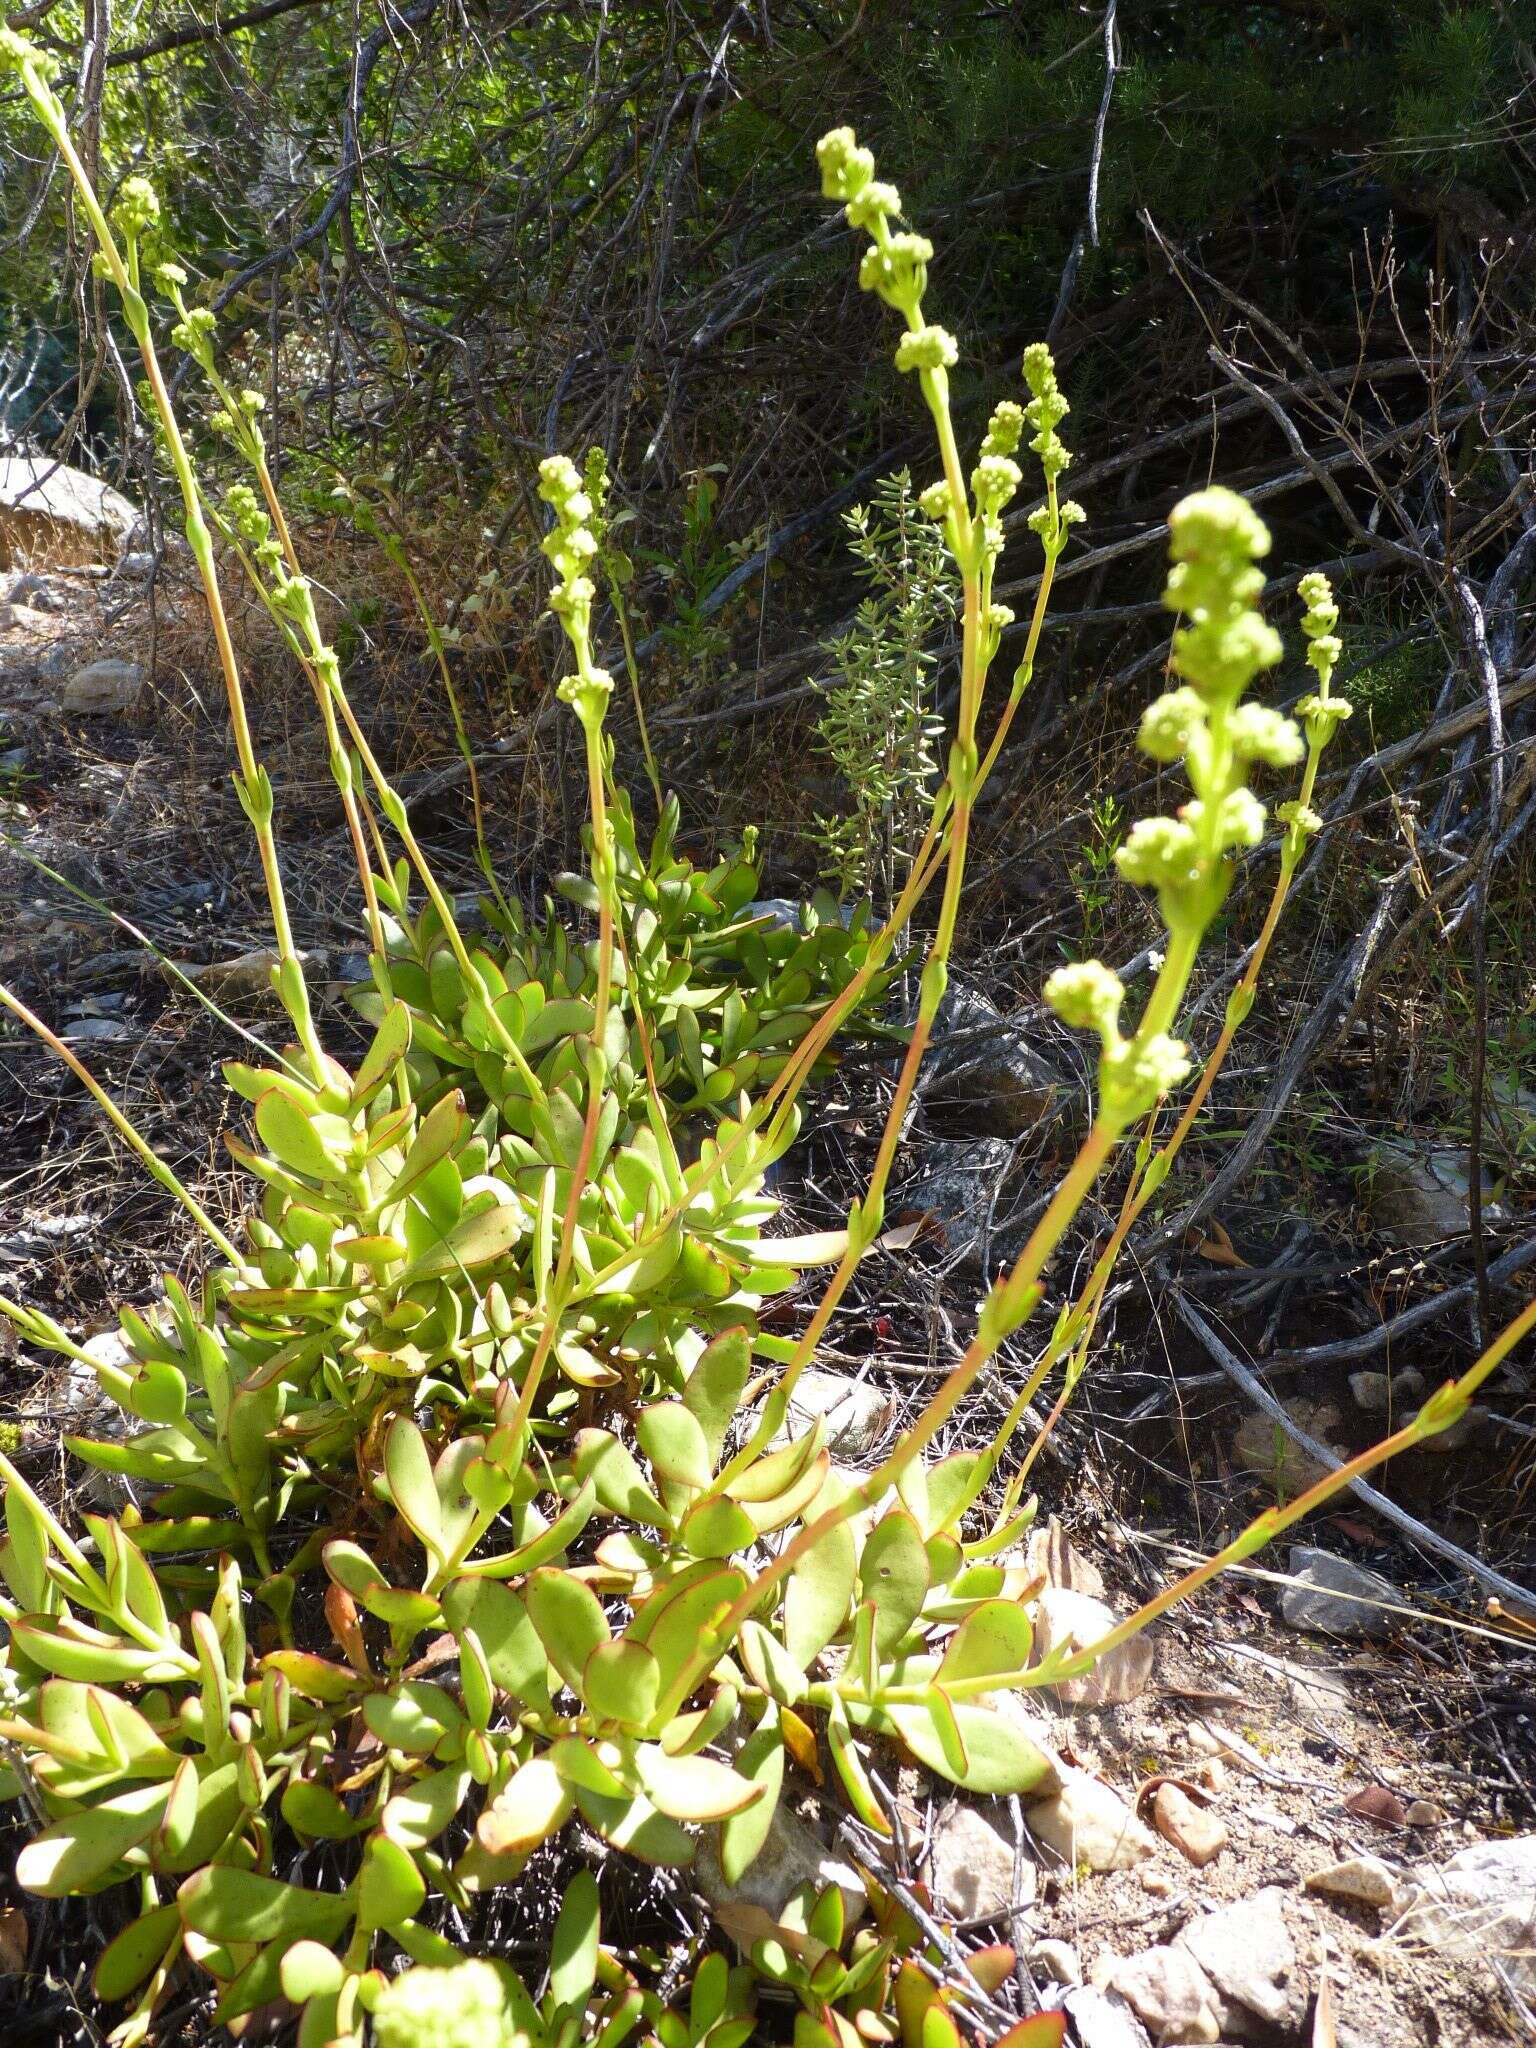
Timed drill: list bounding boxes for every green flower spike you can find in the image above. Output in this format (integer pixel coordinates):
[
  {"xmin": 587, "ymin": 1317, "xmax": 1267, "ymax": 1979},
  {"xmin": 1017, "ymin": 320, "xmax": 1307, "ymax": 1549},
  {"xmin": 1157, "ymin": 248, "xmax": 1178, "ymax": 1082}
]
[{"xmin": 539, "ymin": 454, "xmax": 613, "ymax": 732}]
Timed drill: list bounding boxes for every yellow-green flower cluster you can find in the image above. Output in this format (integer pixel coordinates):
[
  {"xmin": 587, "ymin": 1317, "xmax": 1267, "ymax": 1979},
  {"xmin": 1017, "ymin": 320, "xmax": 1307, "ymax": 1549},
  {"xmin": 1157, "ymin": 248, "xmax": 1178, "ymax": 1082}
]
[
  {"xmin": 1295, "ymin": 570, "xmax": 1351, "ymax": 747},
  {"xmin": 1020, "ymin": 344, "xmax": 1085, "ymax": 556},
  {"xmin": 373, "ymin": 1960, "xmax": 514, "ymax": 2048},
  {"xmin": 111, "ymin": 176, "xmax": 161, "ymax": 238},
  {"xmin": 1023, "ymin": 344, "xmax": 1072, "ymax": 485},
  {"xmin": 0, "ymin": 26, "xmax": 58, "ymax": 78},
  {"xmin": 1048, "ymin": 485, "xmax": 1301, "ymax": 1125},
  {"xmin": 1281, "ymin": 571, "xmax": 1351, "ymax": 856},
  {"xmin": 1163, "ymin": 487, "xmax": 1283, "ymax": 703},
  {"xmin": 1044, "ymin": 960, "xmax": 1191, "ymax": 1125},
  {"xmin": 538, "ymin": 454, "xmax": 612, "ymax": 731},
  {"xmin": 817, "ymin": 127, "xmax": 957, "ymax": 382}
]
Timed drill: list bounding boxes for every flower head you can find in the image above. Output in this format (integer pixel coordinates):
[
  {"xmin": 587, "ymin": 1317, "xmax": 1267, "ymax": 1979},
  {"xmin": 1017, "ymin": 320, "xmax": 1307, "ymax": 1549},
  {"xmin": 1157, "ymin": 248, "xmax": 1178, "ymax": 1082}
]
[
  {"xmin": 373, "ymin": 1961, "xmax": 515, "ymax": 2048},
  {"xmin": 1044, "ymin": 960, "xmax": 1124, "ymax": 1040},
  {"xmin": 0, "ymin": 27, "xmax": 60, "ymax": 78},
  {"xmin": 858, "ymin": 232, "xmax": 931, "ymax": 311},
  {"xmin": 981, "ymin": 401, "xmax": 1025, "ymax": 461},
  {"xmin": 894, "ymin": 324, "xmax": 958, "ymax": 376},
  {"xmin": 1102, "ymin": 1031, "xmax": 1192, "ymax": 1123},
  {"xmin": 1021, "ymin": 344, "xmax": 1072, "ymax": 484},
  {"xmin": 1227, "ymin": 702, "xmax": 1304, "ymax": 770},
  {"xmin": 1115, "ymin": 815, "xmax": 1201, "ymax": 890},
  {"xmin": 111, "ymin": 176, "xmax": 161, "ymax": 237},
  {"xmin": 817, "ymin": 127, "xmax": 876, "ymax": 203},
  {"xmin": 1298, "ymin": 570, "xmax": 1344, "ymax": 689},
  {"xmin": 1163, "ymin": 487, "xmax": 1282, "ymax": 702},
  {"xmin": 1137, "ymin": 687, "xmax": 1207, "ymax": 764}
]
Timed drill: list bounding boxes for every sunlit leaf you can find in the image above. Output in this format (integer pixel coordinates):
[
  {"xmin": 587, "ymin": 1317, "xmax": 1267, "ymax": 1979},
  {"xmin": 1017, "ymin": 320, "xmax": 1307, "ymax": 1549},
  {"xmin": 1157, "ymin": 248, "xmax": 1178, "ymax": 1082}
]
[
  {"xmin": 526, "ymin": 1569, "xmax": 610, "ymax": 1692},
  {"xmin": 719, "ymin": 1711, "xmax": 785, "ymax": 1884},
  {"xmin": 936, "ymin": 1599, "xmax": 1033, "ymax": 1687},
  {"xmin": 582, "ymin": 1638, "xmax": 661, "ymax": 1726},
  {"xmin": 859, "ymin": 1510, "xmax": 929, "ymax": 1655},
  {"xmin": 178, "ymin": 1864, "xmax": 355, "ymax": 1945},
  {"xmin": 477, "ymin": 1756, "xmax": 573, "ymax": 1855}
]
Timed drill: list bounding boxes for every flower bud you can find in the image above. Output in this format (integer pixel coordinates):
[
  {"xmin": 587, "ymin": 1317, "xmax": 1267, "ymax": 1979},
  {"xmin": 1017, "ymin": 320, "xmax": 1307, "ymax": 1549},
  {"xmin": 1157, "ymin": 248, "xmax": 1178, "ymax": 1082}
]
[
  {"xmin": 894, "ymin": 324, "xmax": 958, "ymax": 375},
  {"xmin": 816, "ymin": 126, "xmax": 876, "ymax": 202},
  {"xmin": 1137, "ymin": 687, "xmax": 1206, "ymax": 763},
  {"xmin": 1044, "ymin": 960, "xmax": 1125, "ymax": 1038},
  {"xmin": 1227, "ymin": 702, "xmax": 1304, "ymax": 769}
]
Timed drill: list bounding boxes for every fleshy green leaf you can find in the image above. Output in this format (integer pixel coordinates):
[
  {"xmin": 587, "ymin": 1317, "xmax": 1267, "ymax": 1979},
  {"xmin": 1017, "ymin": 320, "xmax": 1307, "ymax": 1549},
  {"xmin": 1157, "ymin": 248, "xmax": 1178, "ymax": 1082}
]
[
  {"xmin": 636, "ymin": 1403, "xmax": 714, "ymax": 1493},
  {"xmin": 936, "ymin": 1599, "xmax": 1033, "ymax": 1687},
  {"xmin": 633, "ymin": 1745, "xmax": 763, "ymax": 1822},
  {"xmin": 582, "ymin": 1638, "xmax": 661, "ymax": 1726},
  {"xmin": 93, "ymin": 1901, "xmax": 181, "ymax": 2001},
  {"xmin": 550, "ymin": 1867, "xmax": 601, "ymax": 2011},
  {"xmin": 872, "ymin": 1701, "xmax": 1057, "ymax": 1795},
  {"xmin": 859, "ymin": 1510, "xmax": 930, "ymax": 1655},
  {"xmin": 177, "ymin": 1864, "xmax": 355, "ymax": 1945},
  {"xmin": 477, "ymin": 1755, "xmax": 573, "ymax": 1855},
  {"xmin": 526, "ymin": 1569, "xmax": 610, "ymax": 1692},
  {"xmin": 356, "ymin": 1830, "xmax": 427, "ymax": 1933},
  {"xmin": 783, "ymin": 1520, "xmax": 856, "ymax": 1670},
  {"xmin": 719, "ymin": 1711, "xmax": 785, "ymax": 1884},
  {"xmin": 681, "ymin": 1327, "xmax": 752, "ymax": 1466}
]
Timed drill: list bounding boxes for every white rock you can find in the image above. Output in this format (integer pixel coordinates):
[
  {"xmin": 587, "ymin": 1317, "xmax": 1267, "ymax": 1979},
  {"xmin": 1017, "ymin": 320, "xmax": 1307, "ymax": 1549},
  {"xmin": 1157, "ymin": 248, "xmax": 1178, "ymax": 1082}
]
[
  {"xmin": 1060, "ymin": 1986, "xmax": 1154, "ymax": 2048},
  {"xmin": 1031, "ymin": 1938, "xmax": 1082, "ymax": 1986},
  {"xmin": 1281, "ymin": 1547, "xmax": 1398, "ymax": 1639},
  {"xmin": 1365, "ymin": 1139, "xmax": 1501, "ymax": 1245},
  {"xmin": 1026, "ymin": 1766, "xmax": 1155, "ymax": 1872},
  {"xmin": 1387, "ymin": 1834, "xmax": 1536, "ymax": 1991},
  {"xmin": 928, "ymin": 1802, "xmax": 1032, "ymax": 1920},
  {"xmin": 1110, "ymin": 1947, "xmax": 1222, "ymax": 2044},
  {"xmin": 773, "ymin": 1371, "xmax": 892, "ymax": 1460},
  {"xmin": 1305, "ymin": 1855, "xmax": 1397, "ymax": 1908},
  {"xmin": 61, "ymin": 657, "xmax": 143, "ymax": 713},
  {"xmin": 1033, "ymin": 1584, "xmax": 1154, "ymax": 1705},
  {"xmin": 1176, "ymin": 1887, "xmax": 1302, "ymax": 2030},
  {"xmin": 695, "ymin": 1804, "xmax": 863, "ymax": 1929},
  {"xmin": 0, "ymin": 454, "xmax": 140, "ymax": 567}
]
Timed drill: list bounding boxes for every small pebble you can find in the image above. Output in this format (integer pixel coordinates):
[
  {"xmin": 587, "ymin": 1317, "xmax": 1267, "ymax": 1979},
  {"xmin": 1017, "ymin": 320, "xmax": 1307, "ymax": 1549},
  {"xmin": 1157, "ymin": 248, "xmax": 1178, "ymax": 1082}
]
[
  {"xmin": 1304, "ymin": 1855, "xmax": 1396, "ymax": 1908},
  {"xmin": 1030, "ymin": 1938, "xmax": 1082, "ymax": 1987},
  {"xmin": 1153, "ymin": 1783, "xmax": 1229, "ymax": 1868}
]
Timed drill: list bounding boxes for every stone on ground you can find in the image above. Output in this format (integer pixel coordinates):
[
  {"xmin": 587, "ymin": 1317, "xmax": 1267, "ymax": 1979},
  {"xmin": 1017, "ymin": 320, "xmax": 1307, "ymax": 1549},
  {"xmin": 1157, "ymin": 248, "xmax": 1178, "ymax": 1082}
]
[
  {"xmin": 1151, "ymin": 1783, "xmax": 1227, "ymax": 1868},
  {"xmin": 918, "ymin": 983, "xmax": 1069, "ymax": 1137},
  {"xmin": 1387, "ymin": 1833, "xmax": 1536, "ymax": 1992},
  {"xmin": 1025, "ymin": 1766, "xmax": 1155, "ymax": 1871},
  {"xmin": 61, "ymin": 657, "xmax": 143, "ymax": 714},
  {"xmin": 1032, "ymin": 1583, "xmax": 1154, "ymax": 1705},
  {"xmin": 1109, "ymin": 1946, "xmax": 1222, "ymax": 2044},
  {"xmin": 927, "ymin": 1801, "xmax": 1031, "ymax": 1920},
  {"xmin": 1175, "ymin": 1886, "xmax": 1304, "ymax": 2031},
  {"xmin": 1305, "ymin": 1854, "xmax": 1397, "ymax": 1907},
  {"xmin": 1280, "ymin": 1546, "xmax": 1398, "ymax": 1639},
  {"xmin": 772, "ymin": 1370, "xmax": 891, "ymax": 1460},
  {"xmin": 0, "ymin": 455, "xmax": 140, "ymax": 567}
]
